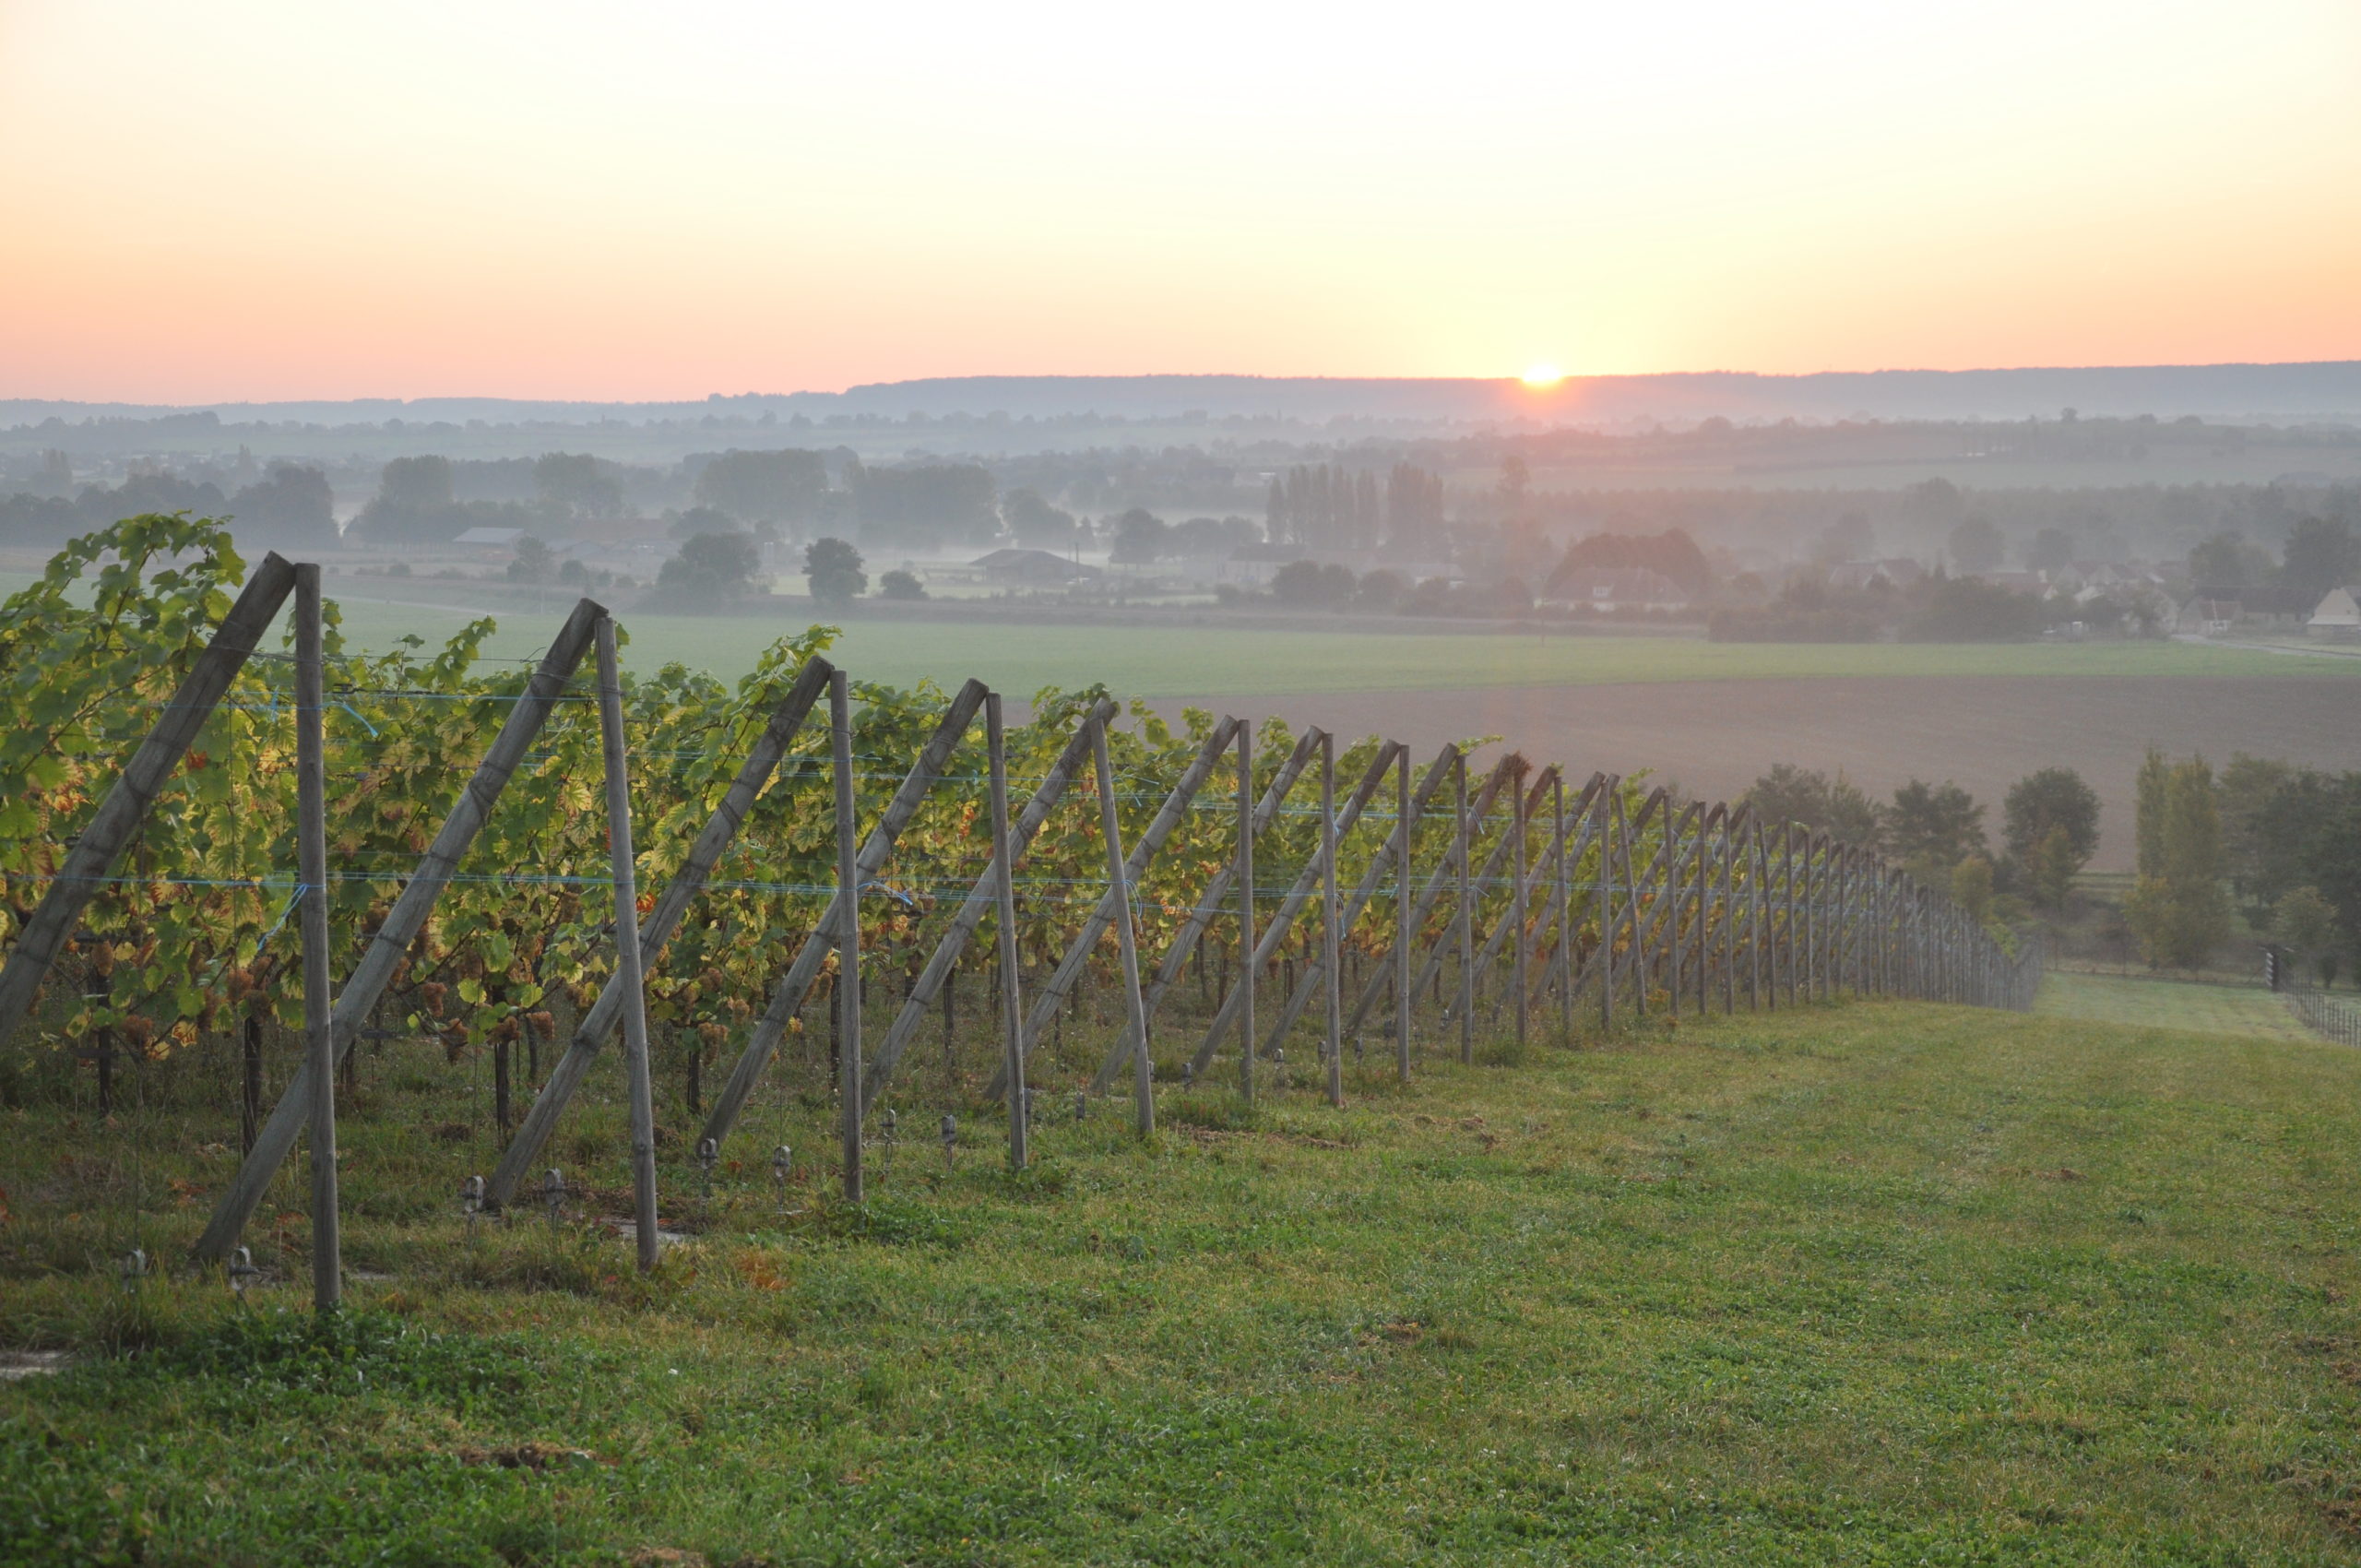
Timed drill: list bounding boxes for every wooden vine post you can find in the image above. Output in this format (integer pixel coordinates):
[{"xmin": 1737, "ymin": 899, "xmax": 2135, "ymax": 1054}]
[
  {"xmin": 1395, "ymin": 745, "xmax": 1413, "ymax": 1082},
  {"xmin": 1236, "ymin": 720, "xmax": 1255, "ymax": 1104},
  {"xmin": 1321, "ymin": 731, "xmax": 1342, "ymax": 1108},
  {"xmin": 294, "ymin": 564, "xmax": 338, "ymax": 1312},
  {"xmin": 1086, "ymin": 713, "xmax": 1154, "ymax": 1138},
  {"xmin": 831, "ymin": 671, "xmax": 862, "ymax": 1204},
  {"xmin": 1454, "ymin": 753, "xmax": 1473, "ymax": 1064},
  {"xmin": 989, "ymin": 694, "xmax": 1026, "ymax": 1169},
  {"xmin": 594, "ymin": 614, "xmax": 660, "ymax": 1273}
]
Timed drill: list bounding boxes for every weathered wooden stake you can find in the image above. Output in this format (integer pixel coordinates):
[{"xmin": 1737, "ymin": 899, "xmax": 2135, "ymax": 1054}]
[
  {"xmin": 1455, "ymin": 754, "xmax": 1473, "ymax": 1064},
  {"xmin": 989, "ymin": 694, "xmax": 1027, "ymax": 1169},
  {"xmin": 1396, "ymin": 744, "xmax": 1413, "ymax": 1081},
  {"xmin": 1236, "ymin": 720, "xmax": 1256, "ymax": 1103},
  {"xmin": 831, "ymin": 671, "xmax": 862, "ymax": 1204},
  {"xmin": 296, "ymin": 564, "xmax": 338, "ymax": 1312},
  {"xmin": 593, "ymin": 616, "xmax": 660, "ymax": 1273},
  {"xmin": 1086, "ymin": 714, "xmax": 1154, "ymax": 1138},
  {"xmin": 1321, "ymin": 732, "xmax": 1342, "ymax": 1108}
]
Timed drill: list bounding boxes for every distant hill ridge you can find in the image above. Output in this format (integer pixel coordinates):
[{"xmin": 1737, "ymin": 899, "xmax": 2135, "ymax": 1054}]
[{"xmin": 8, "ymin": 361, "xmax": 2361, "ymax": 429}]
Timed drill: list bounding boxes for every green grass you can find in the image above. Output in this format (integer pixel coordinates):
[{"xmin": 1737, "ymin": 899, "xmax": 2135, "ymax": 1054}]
[
  {"xmin": 10, "ymin": 1000, "xmax": 2361, "ymax": 1562},
  {"xmin": 2034, "ymin": 969, "xmax": 2318, "ymax": 1041},
  {"xmin": 319, "ymin": 592, "xmax": 2361, "ymax": 694}
]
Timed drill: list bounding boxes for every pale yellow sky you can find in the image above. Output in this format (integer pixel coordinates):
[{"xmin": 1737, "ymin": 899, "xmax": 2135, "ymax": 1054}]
[{"xmin": 3, "ymin": 0, "xmax": 2357, "ymax": 401}]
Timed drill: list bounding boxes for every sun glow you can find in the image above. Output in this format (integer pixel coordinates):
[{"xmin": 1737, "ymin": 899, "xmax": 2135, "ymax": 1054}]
[{"xmin": 1520, "ymin": 363, "xmax": 1565, "ymax": 389}]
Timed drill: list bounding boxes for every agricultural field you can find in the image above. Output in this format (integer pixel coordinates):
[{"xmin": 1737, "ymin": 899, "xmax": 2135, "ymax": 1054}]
[
  {"xmin": 2034, "ymin": 968, "xmax": 2319, "ymax": 1041},
  {"xmin": 308, "ymin": 589, "xmax": 2361, "ymax": 696},
  {"xmin": 9, "ymin": 1001, "xmax": 2361, "ymax": 1562},
  {"xmin": 1146, "ymin": 675, "xmax": 2361, "ymax": 873}
]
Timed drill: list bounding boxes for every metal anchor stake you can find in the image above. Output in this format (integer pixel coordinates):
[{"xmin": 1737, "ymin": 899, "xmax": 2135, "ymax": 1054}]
[
  {"xmin": 940, "ymin": 1113, "xmax": 957, "ymax": 1173},
  {"xmin": 771, "ymin": 1144, "xmax": 792, "ymax": 1212},
  {"xmin": 695, "ymin": 1136, "xmax": 718, "ymax": 1203},
  {"xmin": 459, "ymin": 1175, "xmax": 485, "ymax": 1241},
  {"xmin": 227, "ymin": 1245, "xmax": 261, "ymax": 1299},
  {"xmin": 118, "ymin": 1247, "xmax": 148, "ymax": 1299},
  {"xmin": 542, "ymin": 1168, "xmax": 566, "ymax": 1228},
  {"xmin": 882, "ymin": 1109, "xmax": 897, "ymax": 1174}
]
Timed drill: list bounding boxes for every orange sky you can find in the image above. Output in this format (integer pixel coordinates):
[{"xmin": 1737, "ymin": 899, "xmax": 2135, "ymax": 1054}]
[{"xmin": 3, "ymin": 0, "xmax": 2358, "ymax": 402}]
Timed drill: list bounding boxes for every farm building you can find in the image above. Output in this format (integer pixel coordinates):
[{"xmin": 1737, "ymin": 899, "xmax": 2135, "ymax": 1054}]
[
  {"xmin": 2309, "ymin": 587, "xmax": 2361, "ymax": 641},
  {"xmin": 2177, "ymin": 598, "xmax": 2241, "ymax": 636},
  {"xmin": 1537, "ymin": 566, "xmax": 1692, "ymax": 612},
  {"xmin": 971, "ymin": 547, "xmax": 1101, "ymax": 587},
  {"xmin": 1828, "ymin": 558, "xmax": 1926, "ymax": 592}
]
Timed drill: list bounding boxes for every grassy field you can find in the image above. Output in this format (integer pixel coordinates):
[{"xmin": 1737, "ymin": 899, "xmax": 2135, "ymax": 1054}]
[
  {"xmin": 2033, "ymin": 969, "xmax": 2317, "ymax": 1041},
  {"xmin": 9, "ymin": 1000, "xmax": 2361, "ymax": 1563},
  {"xmin": 314, "ymin": 591, "xmax": 2361, "ymax": 695}
]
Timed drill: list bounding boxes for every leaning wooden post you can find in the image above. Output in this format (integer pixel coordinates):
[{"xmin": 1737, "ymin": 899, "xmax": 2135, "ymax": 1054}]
[
  {"xmin": 1320, "ymin": 733, "xmax": 1342, "ymax": 1106},
  {"xmin": 1395, "ymin": 744, "xmax": 1414, "ymax": 1082},
  {"xmin": 0, "ymin": 552, "xmax": 299, "ymax": 1048},
  {"xmin": 1553, "ymin": 772, "xmax": 1572, "ymax": 1040},
  {"xmin": 196, "ymin": 597, "xmax": 603, "ymax": 1265},
  {"xmin": 1454, "ymin": 754, "xmax": 1473, "ymax": 1064},
  {"xmin": 1511, "ymin": 768, "xmax": 1529, "ymax": 1052},
  {"xmin": 593, "ymin": 614, "xmax": 659, "ymax": 1273},
  {"xmin": 1727, "ymin": 812, "xmax": 1747, "ymax": 1010},
  {"xmin": 491, "ymin": 656, "xmax": 833, "ymax": 1207},
  {"xmin": 294, "ymin": 564, "xmax": 338, "ymax": 1312},
  {"xmin": 1236, "ymin": 720, "xmax": 1256, "ymax": 1104},
  {"xmin": 831, "ymin": 671, "xmax": 862, "ymax": 1203},
  {"xmin": 990, "ymin": 694, "xmax": 1027, "ymax": 1168},
  {"xmin": 1600, "ymin": 787, "xmax": 1624, "ymax": 1028},
  {"xmin": 1749, "ymin": 822, "xmax": 1765, "ymax": 1012},
  {"xmin": 1089, "ymin": 713, "xmax": 1155, "ymax": 1137}
]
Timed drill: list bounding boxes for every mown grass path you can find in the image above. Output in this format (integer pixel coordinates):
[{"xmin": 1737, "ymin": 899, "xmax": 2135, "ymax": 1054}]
[{"xmin": 7, "ymin": 1001, "xmax": 2361, "ymax": 1563}]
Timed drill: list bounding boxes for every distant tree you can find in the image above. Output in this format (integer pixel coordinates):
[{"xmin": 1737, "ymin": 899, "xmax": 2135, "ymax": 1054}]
[
  {"xmin": 1904, "ymin": 477, "xmax": 1964, "ymax": 526},
  {"xmin": 1951, "ymin": 856, "xmax": 1995, "ymax": 924},
  {"xmin": 2189, "ymin": 530, "xmax": 2269, "ymax": 590},
  {"xmin": 2002, "ymin": 767, "xmax": 2100, "ymax": 884},
  {"xmin": 852, "ymin": 463, "xmax": 996, "ymax": 544},
  {"xmin": 228, "ymin": 461, "xmax": 337, "ymax": 550},
  {"xmin": 1810, "ymin": 512, "xmax": 1874, "ymax": 564},
  {"xmin": 2027, "ymin": 826, "xmax": 2082, "ymax": 910},
  {"xmin": 668, "ymin": 505, "xmax": 739, "ymax": 540},
  {"xmin": 1109, "ymin": 508, "xmax": 1169, "ymax": 564},
  {"xmin": 803, "ymin": 537, "xmax": 867, "ymax": 603},
  {"xmin": 2024, "ymin": 527, "xmax": 2076, "ymax": 572},
  {"xmin": 1320, "ymin": 563, "xmax": 1359, "ymax": 607},
  {"xmin": 693, "ymin": 449, "xmax": 829, "ymax": 531},
  {"xmin": 506, "ymin": 535, "xmax": 554, "ymax": 583},
  {"xmin": 1548, "ymin": 529, "xmax": 1713, "ymax": 599},
  {"xmin": 1003, "ymin": 488, "xmax": 1076, "ymax": 545},
  {"xmin": 2280, "ymin": 517, "xmax": 2361, "ymax": 596},
  {"xmin": 2217, "ymin": 752, "xmax": 2297, "ymax": 920},
  {"xmin": 1264, "ymin": 476, "xmax": 1287, "ymax": 540},
  {"xmin": 1902, "ymin": 577, "xmax": 2043, "ymax": 641},
  {"xmin": 380, "ymin": 455, "xmax": 455, "ymax": 512},
  {"xmin": 1886, "ymin": 778, "xmax": 1987, "ymax": 871},
  {"xmin": 658, "ymin": 531, "xmax": 765, "ymax": 603},
  {"xmin": 1946, "ymin": 515, "xmax": 2005, "ymax": 574},
  {"xmin": 1169, "ymin": 516, "xmax": 1259, "ymax": 557},
  {"xmin": 878, "ymin": 569, "xmax": 927, "ymax": 600},
  {"xmin": 1354, "ymin": 568, "xmax": 1406, "ymax": 612},
  {"xmin": 2124, "ymin": 754, "xmax": 2230, "ymax": 968},
  {"xmin": 1497, "ymin": 454, "xmax": 1530, "ymax": 507},
  {"xmin": 1271, "ymin": 559, "xmax": 1326, "ymax": 606},
  {"xmin": 533, "ymin": 452, "xmax": 623, "ymax": 519},
  {"xmin": 2133, "ymin": 745, "xmax": 2170, "ymax": 878},
  {"xmin": 2272, "ymin": 885, "xmax": 2341, "ymax": 988},
  {"xmin": 1739, "ymin": 764, "xmax": 1881, "ymax": 847},
  {"xmin": 33, "ymin": 447, "xmax": 72, "ymax": 496}
]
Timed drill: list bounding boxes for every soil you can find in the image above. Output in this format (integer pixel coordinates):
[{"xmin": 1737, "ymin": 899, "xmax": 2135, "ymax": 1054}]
[{"xmin": 1147, "ymin": 675, "xmax": 2359, "ymax": 873}]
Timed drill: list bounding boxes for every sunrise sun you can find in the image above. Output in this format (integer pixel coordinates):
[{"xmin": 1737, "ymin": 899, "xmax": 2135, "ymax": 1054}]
[{"xmin": 1520, "ymin": 363, "xmax": 1564, "ymax": 389}]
